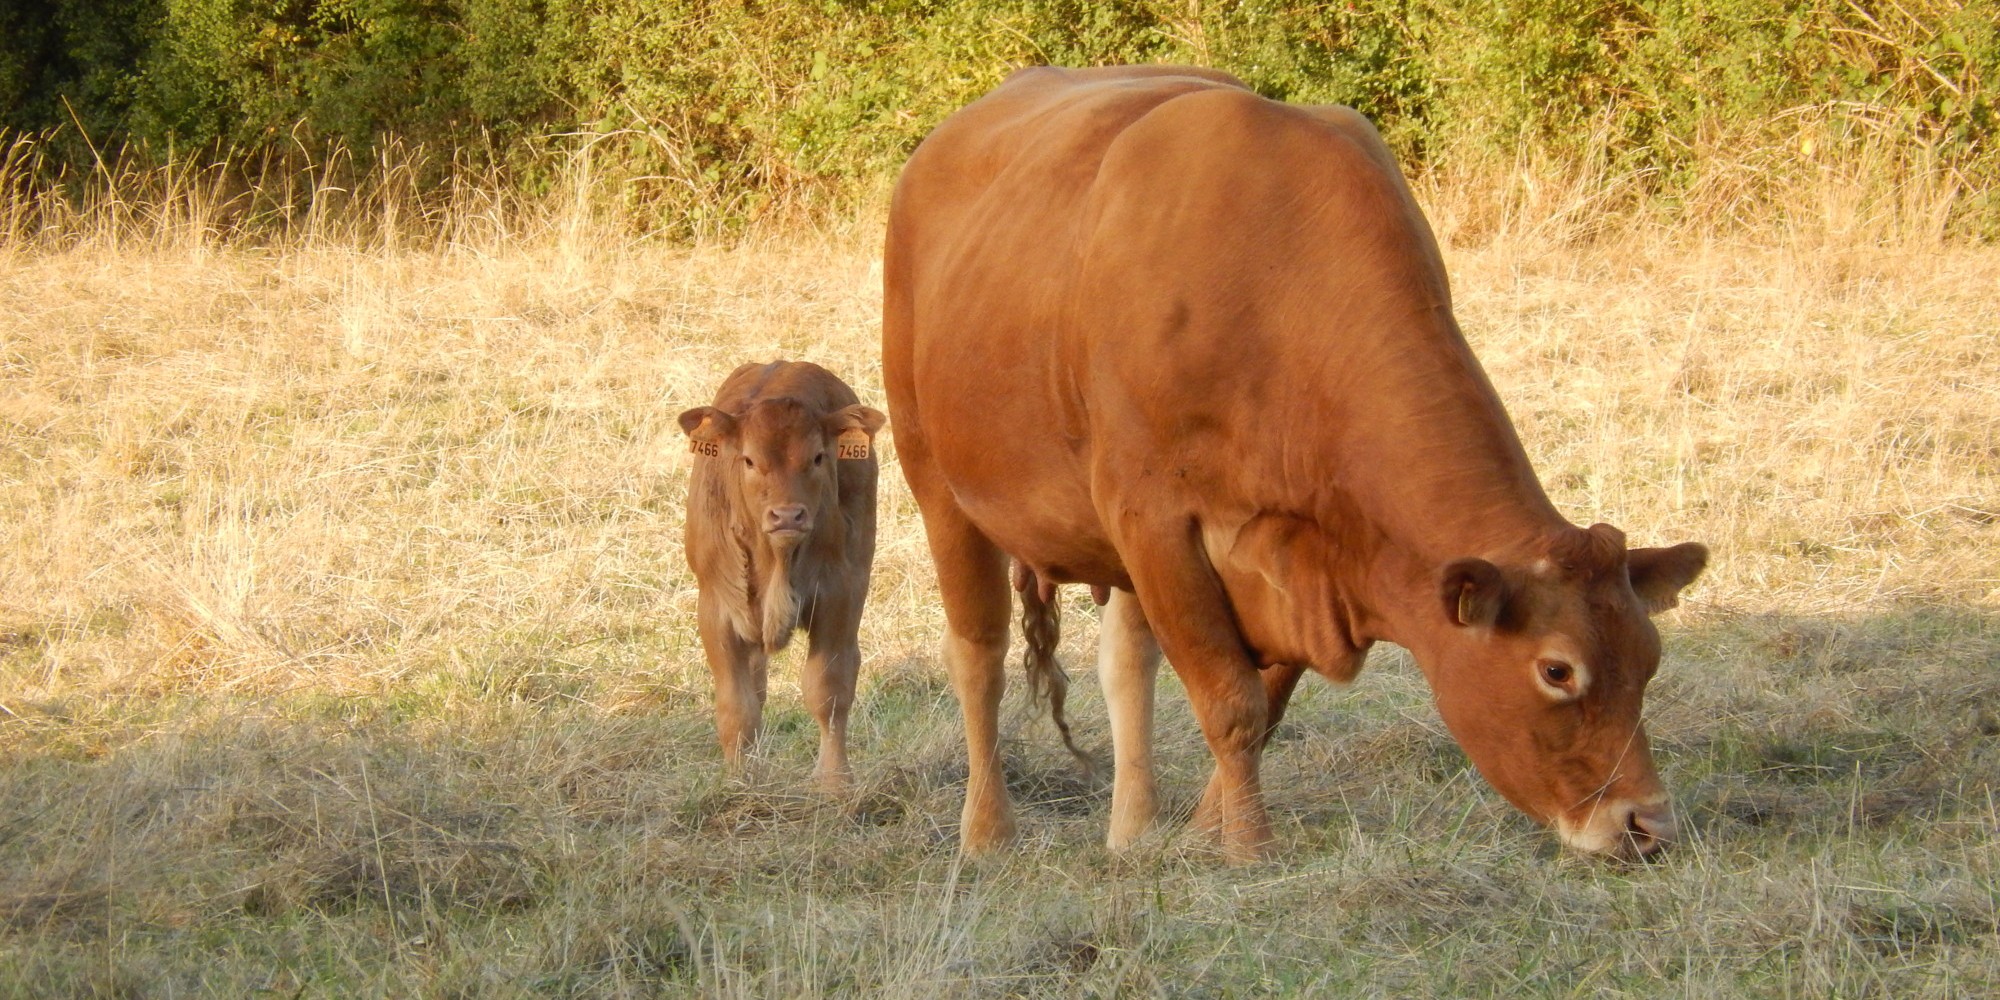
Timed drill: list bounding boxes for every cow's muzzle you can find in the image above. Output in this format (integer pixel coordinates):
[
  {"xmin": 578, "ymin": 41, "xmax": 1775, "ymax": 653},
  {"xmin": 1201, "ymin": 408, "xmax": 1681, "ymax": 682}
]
[{"xmin": 1557, "ymin": 797, "xmax": 1677, "ymax": 860}]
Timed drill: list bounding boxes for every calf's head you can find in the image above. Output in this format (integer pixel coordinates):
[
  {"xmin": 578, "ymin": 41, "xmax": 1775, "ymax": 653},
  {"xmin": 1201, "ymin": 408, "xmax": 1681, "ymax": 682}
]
[
  {"xmin": 679, "ymin": 398, "xmax": 886, "ymax": 549},
  {"xmin": 1426, "ymin": 523, "xmax": 1706, "ymax": 860}
]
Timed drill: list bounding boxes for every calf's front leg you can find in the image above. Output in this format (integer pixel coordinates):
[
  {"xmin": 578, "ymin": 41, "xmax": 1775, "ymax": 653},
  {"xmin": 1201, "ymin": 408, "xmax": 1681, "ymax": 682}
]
[
  {"xmin": 698, "ymin": 591, "xmax": 766, "ymax": 771},
  {"xmin": 803, "ymin": 593, "xmax": 863, "ymax": 792}
]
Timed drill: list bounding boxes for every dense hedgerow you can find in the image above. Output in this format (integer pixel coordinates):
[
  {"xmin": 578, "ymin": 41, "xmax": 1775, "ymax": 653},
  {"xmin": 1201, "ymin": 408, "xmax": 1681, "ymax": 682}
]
[{"xmin": 4, "ymin": 1, "xmax": 1997, "ymax": 235}]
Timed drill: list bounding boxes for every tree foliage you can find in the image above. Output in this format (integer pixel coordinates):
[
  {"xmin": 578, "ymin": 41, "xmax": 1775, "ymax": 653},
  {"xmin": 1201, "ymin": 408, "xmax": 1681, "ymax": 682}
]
[{"xmin": 7, "ymin": 1, "xmax": 1996, "ymax": 232}]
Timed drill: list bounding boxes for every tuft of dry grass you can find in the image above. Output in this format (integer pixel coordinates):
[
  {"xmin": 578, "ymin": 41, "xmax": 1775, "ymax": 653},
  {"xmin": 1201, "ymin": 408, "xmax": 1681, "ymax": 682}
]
[{"xmin": 3, "ymin": 143, "xmax": 1998, "ymax": 995}]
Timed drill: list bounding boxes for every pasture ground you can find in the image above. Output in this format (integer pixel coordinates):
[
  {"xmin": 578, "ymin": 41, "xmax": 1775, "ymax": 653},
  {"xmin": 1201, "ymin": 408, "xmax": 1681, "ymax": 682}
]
[{"xmin": 3, "ymin": 184, "xmax": 1999, "ymax": 996}]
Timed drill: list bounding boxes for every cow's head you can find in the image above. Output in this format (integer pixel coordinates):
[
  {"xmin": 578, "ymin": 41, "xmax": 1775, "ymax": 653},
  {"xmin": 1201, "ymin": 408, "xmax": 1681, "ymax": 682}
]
[
  {"xmin": 1426, "ymin": 523, "xmax": 1706, "ymax": 860},
  {"xmin": 678, "ymin": 398, "xmax": 887, "ymax": 550}
]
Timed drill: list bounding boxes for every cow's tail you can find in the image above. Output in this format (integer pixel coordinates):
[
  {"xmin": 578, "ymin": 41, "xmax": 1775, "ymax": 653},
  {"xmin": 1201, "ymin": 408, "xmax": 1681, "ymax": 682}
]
[{"xmin": 1015, "ymin": 562, "xmax": 1096, "ymax": 779}]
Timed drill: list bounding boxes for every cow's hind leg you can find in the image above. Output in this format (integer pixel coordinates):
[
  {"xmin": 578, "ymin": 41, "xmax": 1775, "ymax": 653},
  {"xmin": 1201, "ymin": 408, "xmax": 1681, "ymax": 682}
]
[
  {"xmin": 914, "ymin": 499, "xmax": 1016, "ymax": 853},
  {"xmin": 698, "ymin": 591, "xmax": 765, "ymax": 772},
  {"xmin": 1098, "ymin": 587, "xmax": 1163, "ymax": 849}
]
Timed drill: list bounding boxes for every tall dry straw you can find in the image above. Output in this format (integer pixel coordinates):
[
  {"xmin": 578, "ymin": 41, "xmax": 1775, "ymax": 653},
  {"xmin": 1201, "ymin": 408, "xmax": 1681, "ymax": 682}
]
[{"xmin": 1, "ymin": 108, "xmax": 1997, "ymax": 997}]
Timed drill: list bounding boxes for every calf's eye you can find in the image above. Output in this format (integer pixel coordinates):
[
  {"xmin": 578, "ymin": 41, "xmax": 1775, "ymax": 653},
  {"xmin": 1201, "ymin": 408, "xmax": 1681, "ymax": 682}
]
[
  {"xmin": 814, "ymin": 452, "xmax": 825, "ymax": 467},
  {"xmin": 1540, "ymin": 661, "xmax": 1573, "ymax": 686},
  {"xmin": 742, "ymin": 456, "xmax": 755, "ymax": 471}
]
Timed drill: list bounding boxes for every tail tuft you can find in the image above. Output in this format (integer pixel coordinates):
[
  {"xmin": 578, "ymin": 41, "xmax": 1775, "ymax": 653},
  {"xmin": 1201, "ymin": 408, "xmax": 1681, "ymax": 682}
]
[{"xmin": 1017, "ymin": 562, "xmax": 1096, "ymax": 778}]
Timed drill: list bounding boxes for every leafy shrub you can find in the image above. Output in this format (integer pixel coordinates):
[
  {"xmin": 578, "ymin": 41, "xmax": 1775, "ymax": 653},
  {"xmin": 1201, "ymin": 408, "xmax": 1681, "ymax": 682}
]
[{"xmin": 5, "ymin": 0, "xmax": 1996, "ymax": 236}]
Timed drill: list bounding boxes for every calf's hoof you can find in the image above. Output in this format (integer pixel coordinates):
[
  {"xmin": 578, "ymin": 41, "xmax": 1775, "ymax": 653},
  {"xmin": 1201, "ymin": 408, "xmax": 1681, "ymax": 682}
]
[{"xmin": 813, "ymin": 763, "xmax": 853, "ymax": 795}]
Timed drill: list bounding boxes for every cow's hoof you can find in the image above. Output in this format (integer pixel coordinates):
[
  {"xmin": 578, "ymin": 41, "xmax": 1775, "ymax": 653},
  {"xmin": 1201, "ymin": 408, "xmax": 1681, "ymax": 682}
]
[{"xmin": 958, "ymin": 814, "xmax": 1018, "ymax": 855}]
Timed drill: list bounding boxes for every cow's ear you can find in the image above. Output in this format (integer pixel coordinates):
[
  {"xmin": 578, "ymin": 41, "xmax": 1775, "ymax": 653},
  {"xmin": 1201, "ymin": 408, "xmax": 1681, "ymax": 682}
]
[
  {"xmin": 1440, "ymin": 558, "xmax": 1508, "ymax": 628},
  {"xmin": 825, "ymin": 404, "xmax": 887, "ymax": 439},
  {"xmin": 1627, "ymin": 542, "xmax": 1708, "ymax": 614},
  {"xmin": 678, "ymin": 406, "xmax": 737, "ymax": 443}
]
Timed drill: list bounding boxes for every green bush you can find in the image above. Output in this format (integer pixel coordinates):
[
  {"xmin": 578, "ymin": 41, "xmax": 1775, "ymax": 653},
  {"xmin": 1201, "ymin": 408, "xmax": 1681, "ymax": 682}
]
[{"xmin": 5, "ymin": 0, "xmax": 1996, "ymax": 235}]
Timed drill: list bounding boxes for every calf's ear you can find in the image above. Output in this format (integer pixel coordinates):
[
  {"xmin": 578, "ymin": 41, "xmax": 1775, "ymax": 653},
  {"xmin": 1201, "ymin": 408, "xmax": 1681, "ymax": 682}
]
[
  {"xmin": 1440, "ymin": 558, "xmax": 1508, "ymax": 628},
  {"xmin": 678, "ymin": 406, "xmax": 737, "ymax": 443},
  {"xmin": 825, "ymin": 404, "xmax": 887, "ymax": 439},
  {"xmin": 1627, "ymin": 542, "xmax": 1708, "ymax": 614}
]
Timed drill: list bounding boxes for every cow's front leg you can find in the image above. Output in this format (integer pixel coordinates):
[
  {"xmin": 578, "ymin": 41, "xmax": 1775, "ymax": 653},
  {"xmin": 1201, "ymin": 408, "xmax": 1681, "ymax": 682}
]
[
  {"xmin": 1179, "ymin": 669, "xmax": 1272, "ymax": 862},
  {"xmin": 1256, "ymin": 661, "xmax": 1307, "ymax": 750},
  {"xmin": 1191, "ymin": 660, "xmax": 1304, "ymax": 834},
  {"xmin": 698, "ymin": 591, "xmax": 765, "ymax": 771},
  {"xmin": 1121, "ymin": 520, "xmax": 1272, "ymax": 863},
  {"xmin": 1098, "ymin": 587, "xmax": 1163, "ymax": 849}
]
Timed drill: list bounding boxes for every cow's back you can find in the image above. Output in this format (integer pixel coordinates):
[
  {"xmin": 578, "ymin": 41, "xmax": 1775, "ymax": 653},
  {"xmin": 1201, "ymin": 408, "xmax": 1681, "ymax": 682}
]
[{"xmin": 886, "ymin": 69, "xmax": 1244, "ymax": 580}]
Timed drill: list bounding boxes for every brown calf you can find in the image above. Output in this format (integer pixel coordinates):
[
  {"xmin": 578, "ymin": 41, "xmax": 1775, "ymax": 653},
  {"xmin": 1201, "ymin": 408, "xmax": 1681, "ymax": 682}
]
[
  {"xmin": 679, "ymin": 361, "xmax": 886, "ymax": 789},
  {"xmin": 883, "ymin": 66, "xmax": 1707, "ymax": 861}
]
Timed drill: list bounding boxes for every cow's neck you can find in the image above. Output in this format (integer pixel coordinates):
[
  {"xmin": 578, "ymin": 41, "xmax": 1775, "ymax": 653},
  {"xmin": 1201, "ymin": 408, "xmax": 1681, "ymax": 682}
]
[
  {"xmin": 1208, "ymin": 319, "xmax": 1575, "ymax": 674},
  {"xmin": 1347, "ymin": 453, "xmax": 1562, "ymax": 564},
  {"xmin": 1307, "ymin": 328, "xmax": 1570, "ymax": 655},
  {"xmin": 1339, "ymin": 481, "xmax": 1563, "ymax": 668}
]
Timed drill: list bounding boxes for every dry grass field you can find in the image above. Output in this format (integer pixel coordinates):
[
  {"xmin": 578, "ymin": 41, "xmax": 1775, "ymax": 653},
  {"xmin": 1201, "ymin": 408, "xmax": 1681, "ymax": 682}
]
[{"xmin": 3, "ymin": 150, "xmax": 1999, "ymax": 996}]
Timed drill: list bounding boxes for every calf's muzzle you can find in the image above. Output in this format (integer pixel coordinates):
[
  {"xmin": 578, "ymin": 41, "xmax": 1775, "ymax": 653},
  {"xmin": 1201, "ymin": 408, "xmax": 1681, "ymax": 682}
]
[{"xmin": 765, "ymin": 503, "xmax": 811, "ymax": 536}]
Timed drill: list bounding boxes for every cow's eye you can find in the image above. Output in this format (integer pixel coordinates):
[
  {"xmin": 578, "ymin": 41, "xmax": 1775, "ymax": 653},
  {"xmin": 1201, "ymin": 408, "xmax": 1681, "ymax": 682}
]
[
  {"xmin": 1539, "ymin": 660, "xmax": 1574, "ymax": 687},
  {"xmin": 814, "ymin": 452, "xmax": 825, "ymax": 467},
  {"xmin": 741, "ymin": 456, "xmax": 755, "ymax": 471}
]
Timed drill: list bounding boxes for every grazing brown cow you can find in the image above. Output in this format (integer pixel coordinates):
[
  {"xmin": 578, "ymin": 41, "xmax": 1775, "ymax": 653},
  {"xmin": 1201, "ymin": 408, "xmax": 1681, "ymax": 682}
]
[
  {"xmin": 882, "ymin": 66, "xmax": 1708, "ymax": 861},
  {"xmin": 679, "ymin": 361, "xmax": 887, "ymax": 790}
]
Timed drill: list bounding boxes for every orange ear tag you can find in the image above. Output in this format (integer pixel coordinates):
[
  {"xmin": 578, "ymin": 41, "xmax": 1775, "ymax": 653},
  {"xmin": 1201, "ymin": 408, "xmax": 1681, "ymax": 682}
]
[
  {"xmin": 689, "ymin": 439, "xmax": 721, "ymax": 458},
  {"xmin": 836, "ymin": 428, "xmax": 871, "ymax": 460}
]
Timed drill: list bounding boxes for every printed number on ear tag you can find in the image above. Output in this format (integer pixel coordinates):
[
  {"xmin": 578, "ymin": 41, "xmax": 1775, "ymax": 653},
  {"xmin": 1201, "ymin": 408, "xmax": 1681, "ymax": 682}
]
[
  {"xmin": 689, "ymin": 439, "xmax": 721, "ymax": 458},
  {"xmin": 836, "ymin": 429, "xmax": 871, "ymax": 460}
]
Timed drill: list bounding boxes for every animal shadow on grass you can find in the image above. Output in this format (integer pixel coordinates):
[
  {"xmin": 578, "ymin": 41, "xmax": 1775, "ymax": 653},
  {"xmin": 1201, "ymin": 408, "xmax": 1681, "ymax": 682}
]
[
  {"xmin": 1651, "ymin": 604, "xmax": 2000, "ymax": 846},
  {"xmin": 1160, "ymin": 603, "xmax": 2000, "ymax": 859}
]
